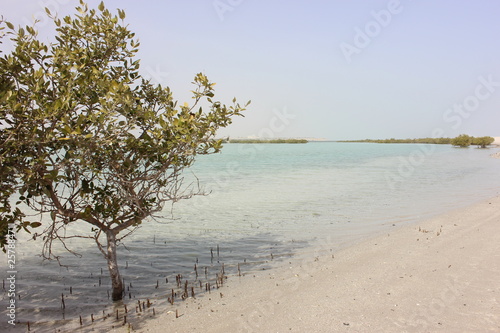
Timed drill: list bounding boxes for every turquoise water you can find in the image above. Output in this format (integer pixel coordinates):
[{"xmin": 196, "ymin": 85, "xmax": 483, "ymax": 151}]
[
  {"xmin": 1, "ymin": 142, "xmax": 500, "ymax": 330},
  {"xmin": 174, "ymin": 142, "xmax": 500, "ymax": 239}
]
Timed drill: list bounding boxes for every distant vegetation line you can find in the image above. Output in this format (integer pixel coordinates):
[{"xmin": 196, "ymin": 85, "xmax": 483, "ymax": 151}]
[
  {"xmin": 339, "ymin": 138, "xmax": 452, "ymax": 144},
  {"xmin": 224, "ymin": 138, "xmax": 308, "ymax": 144},
  {"xmin": 339, "ymin": 135, "xmax": 495, "ymax": 148}
]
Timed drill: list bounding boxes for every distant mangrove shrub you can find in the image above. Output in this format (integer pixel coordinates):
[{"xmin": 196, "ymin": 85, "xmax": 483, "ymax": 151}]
[
  {"xmin": 451, "ymin": 134, "xmax": 473, "ymax": 147},
  {"xmin": 471, "ymin": 136, "xmax": 494, "ymax": 148},
  {"xmin": 451, "ymin": 135, "xmax": 494, "ymax": 148}
]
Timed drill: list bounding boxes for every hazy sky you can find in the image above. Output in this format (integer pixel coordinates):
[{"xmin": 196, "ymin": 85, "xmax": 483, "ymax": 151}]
[{"xmin": 2, "ymin": 0, "xmax": 500, "ymax": 140}]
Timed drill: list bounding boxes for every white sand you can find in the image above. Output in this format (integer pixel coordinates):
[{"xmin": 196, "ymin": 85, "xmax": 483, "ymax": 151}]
[{"xmin": 106, "ymin": 195, "xmax": 500, "ymax": 333}]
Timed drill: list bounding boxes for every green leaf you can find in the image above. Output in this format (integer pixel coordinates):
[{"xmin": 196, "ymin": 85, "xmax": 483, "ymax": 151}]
[
  {"xmin": 49, "ymin": 169, "xmax": 59, "ymax": 179},
  {"xmin": 6, "ymin": 21, "xmax": 14, "ymax": 30},
  {"xmin": 98, "ymin": 1, "xmax": 105, "ymax": 11},
  {"xmin": 118, "ymin": 9, "xmax": 126, "ymax": 20},
  {"xmin": 30, "ymin": 222, "xmax": 42, "ymax": 228}
]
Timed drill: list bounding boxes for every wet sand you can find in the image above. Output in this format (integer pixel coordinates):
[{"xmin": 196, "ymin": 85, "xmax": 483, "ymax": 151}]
[{"xmin": 111, "ymin": 195, "xmax": 500, "ymax": 332}]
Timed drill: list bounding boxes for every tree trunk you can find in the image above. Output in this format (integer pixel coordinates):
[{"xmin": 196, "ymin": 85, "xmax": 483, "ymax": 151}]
[{"xmin": 106, "ymin": 230, "xmax": 124, "ymax": 301}]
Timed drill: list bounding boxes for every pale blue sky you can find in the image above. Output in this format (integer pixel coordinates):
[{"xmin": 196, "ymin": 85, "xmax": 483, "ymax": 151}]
[{"xmin": 2, "ymin": 0, "xmax": 500, "ymax": 140}]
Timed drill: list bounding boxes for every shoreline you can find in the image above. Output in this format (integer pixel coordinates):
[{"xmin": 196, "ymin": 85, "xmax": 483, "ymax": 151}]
[{"xmin": 116, "ymin": 195, "xmax": 500, "ymax": 332}]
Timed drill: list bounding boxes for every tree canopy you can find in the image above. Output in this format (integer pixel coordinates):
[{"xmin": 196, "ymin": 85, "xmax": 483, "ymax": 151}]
[
  {"xmin": 450, "ymin": 135, "xmax": 495, "ymax": 148},
  {"xmin": 0, "ymin": 1, "xmax": 249, "ymax": 300},
  {"xmin": 450, "ymin": 134, "xmax": 472, "ymax": 147},
  {"xmin": 471, "ymin": 136, "xmax": 495, "ymax": 148}
]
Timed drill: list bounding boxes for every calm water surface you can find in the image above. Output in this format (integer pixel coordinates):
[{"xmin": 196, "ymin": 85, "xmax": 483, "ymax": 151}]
[{"xmin": 1, "ymin": 142, "xmax": 500, "ymax": 331}]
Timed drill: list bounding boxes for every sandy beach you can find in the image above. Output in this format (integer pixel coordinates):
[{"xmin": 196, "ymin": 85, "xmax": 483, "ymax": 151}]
[{"xmin": 106, "ymin": 194, "xmax": 500, "ymax": 333}]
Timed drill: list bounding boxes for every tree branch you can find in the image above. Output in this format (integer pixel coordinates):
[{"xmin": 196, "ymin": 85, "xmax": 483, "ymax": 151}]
[{"xmin": 45, "ymin": 182, "xmax": 108, "ymax": 231}]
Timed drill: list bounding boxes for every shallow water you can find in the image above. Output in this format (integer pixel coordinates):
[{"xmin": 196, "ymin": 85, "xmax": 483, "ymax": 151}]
[{"xmin": 1, "ymin": 142, "xmax": 500, "ymax": 331}]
